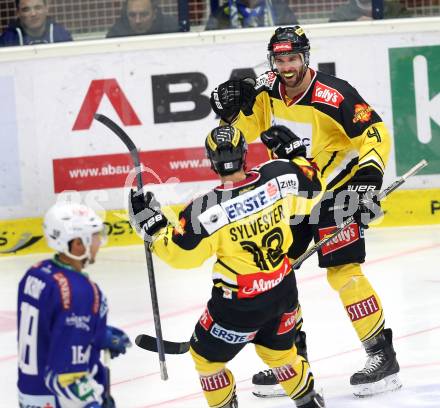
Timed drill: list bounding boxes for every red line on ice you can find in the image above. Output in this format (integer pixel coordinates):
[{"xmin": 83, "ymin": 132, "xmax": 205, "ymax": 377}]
[
  {"xmin": 1, "ymin": 242, "xmax": 439, "ymax": 365},
  {"xmin": 117, "ymin": 327, "xmax": 440, "ymax": 408}
]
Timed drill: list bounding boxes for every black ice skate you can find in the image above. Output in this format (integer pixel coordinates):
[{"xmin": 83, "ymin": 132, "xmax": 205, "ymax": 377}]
[
  {"xmin": 350, "ymin": 328, "xmax": 402, "ymax": 397},
  {"xmin": 252, "ymin": 331, "xmax": 308, "ymax": 398},
  {"xmin": 252, "ymin": 369, "xmax": 285, "ymax": 397}
]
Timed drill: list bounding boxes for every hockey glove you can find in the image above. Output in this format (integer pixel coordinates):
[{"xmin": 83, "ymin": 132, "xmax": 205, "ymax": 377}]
[
  {"xmin": 210, "ymin": 78, "xmax": 257, "ymax": 121},
  {"xmin": 260, "ymin": 125, "xmax": 307, "ymax": 160},
  {"xmin": 129, "ymin": 189, "xmax": 168, "ymax": 241},
  {"xmin": 103, "ymin": 326, "xmax": 132, "ymax": 359},
  {"xmin": 346, "ymin": 167, "xmax": 383, "ymax": 228}
]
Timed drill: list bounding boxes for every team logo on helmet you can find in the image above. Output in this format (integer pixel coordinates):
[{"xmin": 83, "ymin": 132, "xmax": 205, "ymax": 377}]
[
  {"xmin": 295, "ymin": 26, "xmax": 305, "ymax": 36},
  {"xmin": 273, "ymin": 42, "xmax": 293, "ymax": 53}
]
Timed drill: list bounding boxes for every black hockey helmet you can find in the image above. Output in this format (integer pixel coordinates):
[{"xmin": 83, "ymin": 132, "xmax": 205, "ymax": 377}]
[
  {"xmin": 205, "ymin": 125, "xmax": 247, "ymax": 176},
  {"xmin": 267, "ymin": 25, "xmax": 310, "ymax": 72}
]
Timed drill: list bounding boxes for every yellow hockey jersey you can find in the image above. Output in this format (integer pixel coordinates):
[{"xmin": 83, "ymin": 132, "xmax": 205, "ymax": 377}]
[
  {"xmin": 152, "ymin": 157, "xmax": 324, "ymax": 306},
  {"xmin": 231, "ymin": 70, "xmax": 391, "ymax": 190}
]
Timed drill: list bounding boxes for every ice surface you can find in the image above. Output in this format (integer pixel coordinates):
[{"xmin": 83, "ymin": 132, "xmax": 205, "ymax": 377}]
[{"xmin": 1, "ymin": 225, "xmax": 439, "ymax": 407}]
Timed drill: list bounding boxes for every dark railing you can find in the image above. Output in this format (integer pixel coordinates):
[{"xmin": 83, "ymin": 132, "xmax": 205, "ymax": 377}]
[{"xmin": 0, "ymin": 1, "xmax": 438, "ymax": 41}]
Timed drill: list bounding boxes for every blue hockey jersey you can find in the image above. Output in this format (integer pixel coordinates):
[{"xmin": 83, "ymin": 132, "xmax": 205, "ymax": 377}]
[{"xmin": 17, "ymin": 257, "xmax": 108, "ymax": 407}]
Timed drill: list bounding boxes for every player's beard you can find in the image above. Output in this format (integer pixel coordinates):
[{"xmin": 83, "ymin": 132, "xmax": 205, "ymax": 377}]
[
  {"xmin": 277, "ymin": 54, "xmax": 307, "ymax": 89},
  {"xmin": 279, "ymin": 65, "xmax": 307, "ymax": 89}
]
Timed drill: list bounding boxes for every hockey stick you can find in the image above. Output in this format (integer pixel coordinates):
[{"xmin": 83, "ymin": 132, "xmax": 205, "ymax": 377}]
[
  {"xmin": 102, "ymin": 349, "xmax": 115, "ymax": 407},
  {"xmin": 94, "ymin": 113, "xmax": 168, "ymax": 381},
  {"xmin": 290, "ymin": 159, "xmax": 428, "ymax": 269},
  {"xmin": 135, "ymin": 334, "xmax": 190, "ymax": 354},
  {"xmin": 135, "ymin": 159, "xmax": 427, "ymax": 355}
]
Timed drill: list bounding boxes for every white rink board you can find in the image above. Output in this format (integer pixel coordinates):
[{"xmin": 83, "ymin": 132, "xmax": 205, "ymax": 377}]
[{"xmin": 0, "ymin": 18, "xmax": 439, "ymax": 219}]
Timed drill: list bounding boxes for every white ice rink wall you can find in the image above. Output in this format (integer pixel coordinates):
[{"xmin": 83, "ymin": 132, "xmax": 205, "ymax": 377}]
[{"xmin": 0, "ymin": 17, "xmax": 439, "ymax": 254}]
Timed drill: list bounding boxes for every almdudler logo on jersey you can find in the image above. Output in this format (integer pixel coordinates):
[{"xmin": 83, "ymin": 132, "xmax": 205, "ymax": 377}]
[
  {"xmin": 222, "ymin": 180, "xmax": 281, "ymax": 221},
  {"xmin": 319, "ymin": 223, "xmax": 360, "ymax": 255},
  {"xmin": 311, "ymin": 81, "xmax": 344, "ymax": 108},
  {"xmin": 237, "ymin": 257, "xmax": 290, "ymax": 298}
]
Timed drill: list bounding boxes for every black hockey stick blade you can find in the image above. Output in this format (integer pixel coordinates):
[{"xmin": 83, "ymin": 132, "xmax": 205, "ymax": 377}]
[{"xmin": 136, "ymin": 334, "xmax": 190, "ymax": 355}]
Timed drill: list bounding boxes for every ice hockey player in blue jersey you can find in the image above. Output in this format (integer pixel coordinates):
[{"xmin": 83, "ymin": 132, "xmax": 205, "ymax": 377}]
[{"xmin": 17, "ymin": 202, "xmax": 131, "ymax": 408}]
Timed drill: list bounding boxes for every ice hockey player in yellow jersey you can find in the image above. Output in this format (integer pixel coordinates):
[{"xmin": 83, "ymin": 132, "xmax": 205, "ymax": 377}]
[
  {"xmin": 209, "ymin": 25, "xmax": 401, "ymax": 398},
  {"xmin": 129, "ymin": 125, "xmax": 326, "ymax": 408}
]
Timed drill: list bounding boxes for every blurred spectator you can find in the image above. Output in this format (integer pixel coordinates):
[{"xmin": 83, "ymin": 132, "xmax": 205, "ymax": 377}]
[
  {"xmin": 106, "ymin": 0, "xmax": 179, "ymax": 38},
  {"xmin": 329, "ymin": 0, "xmax": 411, "ymax": 22},
  {"xmin": 206, "ymin": 0, "xmax": 298, "ymax": 30},
  {"xmin": 0, "ymin": 0, "xmax": 72, "ymax": 46}
]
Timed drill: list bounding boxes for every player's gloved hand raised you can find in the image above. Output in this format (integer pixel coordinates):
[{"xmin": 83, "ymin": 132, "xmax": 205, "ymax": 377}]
[
  {"xmin": 261, "ymin": 125, "xmax": 307, "ymax": 160},
  {"xmin": 210, "ymin": 78, "xmax": 257, "ymax": 121},
  {"xmin": 103, "ymin": 326, "xmax": 132, "ymax": 359},
  {"xmin": 347, "ymin": 167, "xmax": 383, "ymax": 229},
  {"xmin": 129, "ymin": 189, "xmax": 168, "ymax": 241}
]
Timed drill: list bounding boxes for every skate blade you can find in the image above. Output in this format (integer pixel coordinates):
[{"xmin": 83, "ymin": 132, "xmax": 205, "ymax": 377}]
[
  {"xmin": 353, "ymin": 374, "xmax": 402, "ymax": 398},
  {"xmin": 252, "ymin": 384, "xmax": 287, "ymax": 398}
]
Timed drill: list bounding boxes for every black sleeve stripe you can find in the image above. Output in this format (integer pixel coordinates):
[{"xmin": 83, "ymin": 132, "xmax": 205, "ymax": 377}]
[
  {"xmin": 217, "ymin": 259, "xmax": 239, "ymax": 275},
  {"xmin": 358, "ymin": 148, "xmax": 386, "ymax": 168},
  {"xmin": 320, "ymin": 151, "xmax": 338, "ymax": 177},
  {"xmin": 327, "ymin": 157, "xmax": 358, "ymax": 190},
  {"xmin": 171, "ymin": 231, "xmax": 205, "ymax": 250},
  {"xmin": 213, "ymin": 280, "xmax": 239, "ymax": 290},
  {"xmin": 358, "ymin": 159, "xmax": 384, "ymax": 175}
]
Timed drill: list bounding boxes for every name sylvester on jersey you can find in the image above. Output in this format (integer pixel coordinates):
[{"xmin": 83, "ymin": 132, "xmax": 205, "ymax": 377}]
[{"xmin": 229, "ymin": 204, "xmax": 284, "ymax": 241}]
